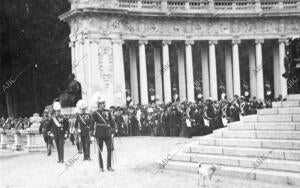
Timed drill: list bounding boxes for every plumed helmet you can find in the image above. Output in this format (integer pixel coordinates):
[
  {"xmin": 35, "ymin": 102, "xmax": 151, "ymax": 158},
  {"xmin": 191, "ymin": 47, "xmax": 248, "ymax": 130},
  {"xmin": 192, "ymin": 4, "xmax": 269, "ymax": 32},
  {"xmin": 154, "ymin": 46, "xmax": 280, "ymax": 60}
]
[
  {"xmin": 76, "ymin": 99, "xmax": 88, "ymax": 110},
  {"xmin": 53, "ymin": 101, "xmax": 61, "ymax": 111},
  {"xmin": 93, "ymin": 92, "xmax": 105, "ymax": 104}
]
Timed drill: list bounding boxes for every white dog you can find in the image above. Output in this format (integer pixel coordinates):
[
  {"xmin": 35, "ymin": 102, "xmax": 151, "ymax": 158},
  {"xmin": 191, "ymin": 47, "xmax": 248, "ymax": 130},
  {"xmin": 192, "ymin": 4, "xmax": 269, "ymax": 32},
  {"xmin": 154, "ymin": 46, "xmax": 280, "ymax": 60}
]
[{"xmin": 197, "ymin": 163, "xmax": 221, "ymax": 188}]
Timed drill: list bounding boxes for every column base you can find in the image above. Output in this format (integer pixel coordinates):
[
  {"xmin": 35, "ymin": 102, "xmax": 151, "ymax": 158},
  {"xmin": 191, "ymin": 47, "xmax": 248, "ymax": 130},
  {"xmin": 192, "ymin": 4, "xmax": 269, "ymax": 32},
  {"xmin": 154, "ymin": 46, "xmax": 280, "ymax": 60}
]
[
  {"xmin": 0, "ymin": 144, "xmax": 7, "ymax": 150},
  {"xmin": 11, "ymin": 144, "xmax": 22, "ymax": 151}
]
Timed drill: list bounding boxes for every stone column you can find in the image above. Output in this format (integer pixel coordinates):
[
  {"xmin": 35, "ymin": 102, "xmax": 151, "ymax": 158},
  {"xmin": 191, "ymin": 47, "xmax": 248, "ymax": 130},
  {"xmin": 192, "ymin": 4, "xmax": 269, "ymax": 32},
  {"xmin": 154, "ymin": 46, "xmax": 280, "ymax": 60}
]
[
  {"xmin": 177, "ymin": 45, "xmax": 187, "ymax": 101},
  {"xmin": 255, "ymin": 39, "xmax": 264, "ymax": 100},
  {"xmin": 249, "ymin": 43, "xmax": 257, "ymax": 98},
  {"xmin": 273, "ymin": 44, "xmax": 280, "ymax": 97},
  {"xmin": 225, "ymin": 45, "xmax": 233, "ymax": 99},
  {"xmin": 185, "ymin": 40, "xmax": 195, "ymax": 102},
  {"xmin": 232, "ymin": 39, "xmax": 241, "ymax": 96},
  {"xmin": 278, "ymin": 38, "xmax": 288, "ymax": 97},
  {"xmin": 0, "ymin": 129, "xmax": 7, "ymax": 149},
  {"xmin": 129, "ymin": 44, "xmax": 139, "ymax": 104},
  {"xmin": 154, "ymin": 45, "xmax": 163, "ymax": 102},
  {"xmin": 162, "ymin": 40, "xmax": 172, "ymax": 103},
  {"xmin": 112, "ymin": 39, "xmax": 126, "ymax": 106},
  {"xmin": 209, "ymin": 40, "xmax": 218, "ymax": 100},
  {"xmin": 69, "ymin": 40, "xmax": 77, "ymax": 76},
  {"xmin": 139, "ymin": 40, "xmax": 149, "ymax": 105},
  {"xmin": 201, "ymin": 45, "xmax": 210, "ymax": 99}
]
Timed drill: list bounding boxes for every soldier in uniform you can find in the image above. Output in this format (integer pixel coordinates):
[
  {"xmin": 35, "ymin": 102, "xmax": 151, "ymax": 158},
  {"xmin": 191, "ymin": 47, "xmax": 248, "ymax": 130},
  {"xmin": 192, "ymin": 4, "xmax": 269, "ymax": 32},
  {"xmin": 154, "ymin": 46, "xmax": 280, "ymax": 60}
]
[
  {"xmin": 47, "ymin": 101, "xmax": 69, "ymax": 163},
  {"xmin": 91, "ymin": 95, "xmax": 116, "ymax": 172},
  {"xmin": 75, "ymin": 100, "xmax": 92, "ymax": 161}
]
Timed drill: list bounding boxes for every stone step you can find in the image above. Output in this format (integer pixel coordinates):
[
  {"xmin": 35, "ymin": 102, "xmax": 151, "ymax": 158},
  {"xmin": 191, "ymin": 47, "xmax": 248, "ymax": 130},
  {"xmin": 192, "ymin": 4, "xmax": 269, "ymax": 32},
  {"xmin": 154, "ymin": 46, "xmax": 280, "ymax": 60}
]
[
  {"xmin": 243, "ymin": 114, "xmax": 300, "ymax": 123},
  {"xmin": 166, "ymin": 160, "xmax": 300, "ymax": 186},
  {"xmin": 198, "ymin": 137, "xmax": 300, "ymax": 150},
  {"xmin": 213, "ymin": 130, "xmax": 300, "ymax": 140},
  {"xmin": 171, "ymin": 152, "xmax": 300, "ymax": 173},
  {"xmin": 272, "ymin": 100, "xmax": 300, "ymax": 108},
  {"xmin": 287, "ymin": 94, "xmax": 300, "ymax": 101},
  {"xmin": 187, "ymin": 145, "xmax": 300, "ymax": 161},
  {"xmin": 228, "ymin": 122, "xmax": 300, "ymax": 131},
  {"xmin": 258, "ymin": 107, "xmax": 300, "ymax": 115}
]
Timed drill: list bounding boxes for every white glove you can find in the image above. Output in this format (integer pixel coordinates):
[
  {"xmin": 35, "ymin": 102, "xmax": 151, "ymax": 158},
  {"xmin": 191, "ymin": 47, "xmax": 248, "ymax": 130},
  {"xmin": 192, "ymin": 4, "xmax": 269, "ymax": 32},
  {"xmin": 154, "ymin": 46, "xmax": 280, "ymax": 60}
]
[{"xmin": 64, "ymin": 134, "xmax": 68, "ymax": 138}]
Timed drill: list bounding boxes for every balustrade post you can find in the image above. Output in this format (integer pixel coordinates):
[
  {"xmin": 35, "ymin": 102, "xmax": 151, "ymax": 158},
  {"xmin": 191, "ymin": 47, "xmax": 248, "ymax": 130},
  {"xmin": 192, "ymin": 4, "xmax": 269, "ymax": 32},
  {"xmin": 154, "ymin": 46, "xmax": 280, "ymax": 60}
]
[
  {"xmin": 255, "ymin": 0, "xmax": 262, "ymax": 12},
  {"xmin": 0, "ymin": 129, "xmax": 7, "ymax": 149},
  {"xmin": 278, "ymin": 1, "xmax": 284, "ymax": 9},
  {"xmin": 185, "ymin": 1, "xmax": 190, "ymax": 10},
  {"xmin": 161, "ymin": 0, "xmax": 168, "ymax": 11},
  {"xmin": 24, "ymin": 130, "xmax": 46, "ymax": 152},
  {"xmin": 137, "ymin": 0, "xmax": 142, "ymax": 9},
  {"xmin": 208, "ymin": 0, "xmax": 215, "ymax": 11},
  {"xmin": 11, "ymin": 130, "xmax": 22, "ymax": 151}
]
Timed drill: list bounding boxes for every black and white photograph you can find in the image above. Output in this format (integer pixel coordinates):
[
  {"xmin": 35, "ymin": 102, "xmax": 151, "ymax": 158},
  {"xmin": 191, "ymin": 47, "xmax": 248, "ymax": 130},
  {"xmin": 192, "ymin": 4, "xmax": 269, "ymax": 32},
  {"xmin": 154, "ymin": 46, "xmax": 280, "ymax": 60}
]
[{"xmin": 1, "ymin": 0, "xmax": 300, "ymax": 187}]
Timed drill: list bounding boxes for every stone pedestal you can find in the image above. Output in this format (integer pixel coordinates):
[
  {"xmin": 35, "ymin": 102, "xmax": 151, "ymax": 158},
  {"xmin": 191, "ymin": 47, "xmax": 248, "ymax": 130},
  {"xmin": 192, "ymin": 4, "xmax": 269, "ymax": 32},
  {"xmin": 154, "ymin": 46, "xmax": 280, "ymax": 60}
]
[
  {"xmin": 11, "ymin": 130, "xmax": 22, "ymax": 151},
  {"xmin": 0, "ymin": 128, "xmax": 7, "ymax": 149},
  {"xmin": 24, "ymin": 130, "xmax": 46, "ymax": 152}
]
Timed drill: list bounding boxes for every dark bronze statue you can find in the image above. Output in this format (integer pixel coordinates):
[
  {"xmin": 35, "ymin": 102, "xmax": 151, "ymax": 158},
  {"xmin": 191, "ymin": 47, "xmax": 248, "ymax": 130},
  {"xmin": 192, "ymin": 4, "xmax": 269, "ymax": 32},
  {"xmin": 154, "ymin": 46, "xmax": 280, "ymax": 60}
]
[{"xmin": 60, "ymin": 73, "xmax": 82, "ymax": 107}]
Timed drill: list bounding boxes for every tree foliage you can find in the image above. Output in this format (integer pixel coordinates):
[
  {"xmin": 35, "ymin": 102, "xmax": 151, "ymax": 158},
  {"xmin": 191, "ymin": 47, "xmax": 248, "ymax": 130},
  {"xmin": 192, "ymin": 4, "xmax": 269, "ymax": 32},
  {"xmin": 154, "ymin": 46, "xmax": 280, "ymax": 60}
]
[{"xmin": 0, "ymin": 0, "xmax": 71, "ymax": 117}]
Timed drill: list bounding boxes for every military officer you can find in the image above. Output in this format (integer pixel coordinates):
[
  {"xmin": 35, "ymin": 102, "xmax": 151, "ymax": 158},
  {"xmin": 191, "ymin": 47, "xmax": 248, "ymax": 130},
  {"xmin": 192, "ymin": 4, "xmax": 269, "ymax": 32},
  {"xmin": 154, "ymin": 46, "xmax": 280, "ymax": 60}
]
[
  {"xmin": 47, "ymin": 101, "xmax": 69, "ymax": 163},
  {"xmin": 75, "ymin": 100, "xmax": 92, "ymax": 161},
  {"xmin": 91, "ymin": 95, "xmax": 116, "ymax": 172}
]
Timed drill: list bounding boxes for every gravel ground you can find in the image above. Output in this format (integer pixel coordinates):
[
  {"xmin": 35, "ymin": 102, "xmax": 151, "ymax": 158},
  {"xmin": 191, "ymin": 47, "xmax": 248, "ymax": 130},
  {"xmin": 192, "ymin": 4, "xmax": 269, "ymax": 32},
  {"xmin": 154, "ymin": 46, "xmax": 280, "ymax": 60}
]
[{"xmin": 0, "ymin": 136, "xmax": 296, "ymax": 188}]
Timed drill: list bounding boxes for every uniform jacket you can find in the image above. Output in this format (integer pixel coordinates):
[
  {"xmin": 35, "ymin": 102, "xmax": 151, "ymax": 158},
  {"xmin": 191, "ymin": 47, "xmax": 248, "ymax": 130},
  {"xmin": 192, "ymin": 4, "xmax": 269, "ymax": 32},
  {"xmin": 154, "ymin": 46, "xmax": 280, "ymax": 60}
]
[
  {"xmin": 47, "ymin": 115, "xmax": 69, "ymax": 139},
  {"xmin": 91, "ymin": 109, "xmax": 115, "ymax": 139},
  {"xmin": 75, "ymin": 113, "xmax": 92, "ymax": 137}
]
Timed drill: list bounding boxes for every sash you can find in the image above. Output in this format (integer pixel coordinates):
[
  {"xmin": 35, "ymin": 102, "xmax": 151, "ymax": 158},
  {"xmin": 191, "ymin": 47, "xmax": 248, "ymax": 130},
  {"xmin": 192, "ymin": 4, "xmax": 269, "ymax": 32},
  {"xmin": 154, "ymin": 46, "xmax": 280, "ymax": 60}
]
[
  {"xmin": 96, "ymin": 111, "xmax": 108, "ymax": 125},
  {"xmin": 53, "ymin": 116, "xmax": 62, "ymax": 127},
  {"xmin": 78, "ymin": 115, "xmax": 89, "ymax": 128}
]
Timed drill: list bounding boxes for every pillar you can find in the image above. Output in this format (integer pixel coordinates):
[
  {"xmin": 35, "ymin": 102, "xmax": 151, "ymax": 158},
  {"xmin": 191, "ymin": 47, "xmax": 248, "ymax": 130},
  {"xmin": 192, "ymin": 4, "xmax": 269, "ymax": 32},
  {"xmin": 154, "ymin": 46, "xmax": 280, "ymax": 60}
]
[
  {"xmin": 185, "ymin": 40, "xmax": 195, "ymax": 102},
  {"xmin": 154, "ymin": 45, "xmax": 163, "ymax": 102},
  {"xmin": 249, "ymin": 43, "xmax": 257, "ymax": 98},
  {"xmin": 177, "ymin": 45, "xmax": 187, "ymax": 101},
  {"xmin": 139, "ymin": 40, "xmax": 148, "ymax": 105},
  {"xmin": 129, "ymin": 44, "xmax": 139, "ymax": 104},
  {"xmin": 255, "ymin": 39, "xmax": 264, "ymax": 100},
  {"xmin": 162, "ymin": 40, "xmax": 172, "ymax": 103},
  {"xmin": 209, "ymin": 40, "xmax": 218, "ymax": 100},
  {"xmin": 112, "ymin": 39, "xmax": 126, "ymax": 106},
  {"xmin": 273, "ymin": 44, "xmax": 280, "ymax": 97},
  {"xmin": 232, "ymin": 39, "xmax": 241, "ymax": 96},
  {"xmin": 201, "ymin": 45, "xmax": 210, "ymax": 99},
  {"xmin": 225, "ymin": 45, "xmax": 233, "ymax": 99},
  {"xmin": 0, "ymin": 129, "xmax": 7, "ymax": 149},
  {"xmin": 278, "ymin": 38, "xmax": 288, "ymax": 97}
]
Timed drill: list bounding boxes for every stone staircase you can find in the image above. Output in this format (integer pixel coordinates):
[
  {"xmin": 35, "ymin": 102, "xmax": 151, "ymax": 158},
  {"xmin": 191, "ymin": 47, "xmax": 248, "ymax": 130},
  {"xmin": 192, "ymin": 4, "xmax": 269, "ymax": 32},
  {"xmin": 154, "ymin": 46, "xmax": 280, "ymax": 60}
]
[{"xmin": 166, "ymin": 94, "xmax": 300, "ymax": 186}]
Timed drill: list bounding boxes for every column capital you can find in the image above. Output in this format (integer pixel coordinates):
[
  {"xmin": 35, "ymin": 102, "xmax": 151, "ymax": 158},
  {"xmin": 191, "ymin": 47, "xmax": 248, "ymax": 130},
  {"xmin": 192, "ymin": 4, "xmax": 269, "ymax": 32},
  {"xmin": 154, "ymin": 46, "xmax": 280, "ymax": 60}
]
[
  {"xmin": 162, "ymin": 40, "xmax": 172, "ymax": 45},
  {"xmin": 278, "ymin": 37, "xmax": 289, "ymax": 45},
  {"xmin": 185, "ymin": 40, "xmax": 194, "ymax": 46},
  {"xmin": 139, "ymin": 40, "xmax": 148, "ymax": 45},
  {"xmin": 232, "ymin": 39, "xmax": 241, "ymax": 45},
  {"xmin": 209, "ymin": 40, "xmax": 218, "ymax": 45},
  {"xmin": 68, "ymin": 41, "xmax": 75, "ymax": 48},
  {"xmin": 255, "ymin": 38, "xmax": 264, "ymax": 44}
]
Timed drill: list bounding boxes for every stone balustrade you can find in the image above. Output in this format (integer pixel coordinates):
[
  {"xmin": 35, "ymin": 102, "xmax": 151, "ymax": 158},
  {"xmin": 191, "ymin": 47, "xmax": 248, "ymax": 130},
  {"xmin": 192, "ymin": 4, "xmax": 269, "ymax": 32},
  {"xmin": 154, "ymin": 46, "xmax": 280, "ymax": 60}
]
[
  {"xmin": 0, "ymin": 128, "xmax": 46, "ymax": 152},
  {"xmin": 69, "ymin": 0, "xmax": 300, "ymax": 14}
]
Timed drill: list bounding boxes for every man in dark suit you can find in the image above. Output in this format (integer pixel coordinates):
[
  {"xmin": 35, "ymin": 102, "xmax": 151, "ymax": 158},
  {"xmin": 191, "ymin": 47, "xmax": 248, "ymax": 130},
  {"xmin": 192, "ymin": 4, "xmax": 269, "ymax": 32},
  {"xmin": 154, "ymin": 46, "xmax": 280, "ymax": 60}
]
[
  {"xmin": 39, "ymin": 109, "xmax": 53, "ymax": 156},
  {"xmin": 91, "ymin": 95, "xmax": 116, "ymax": 172},
  {"xmin": 75, "ymin": 100, "xmax": 92, "ymax": 161},
  {"xmin": 47, "ymin": 101, "xmax": 69, "ymax": 163}
]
